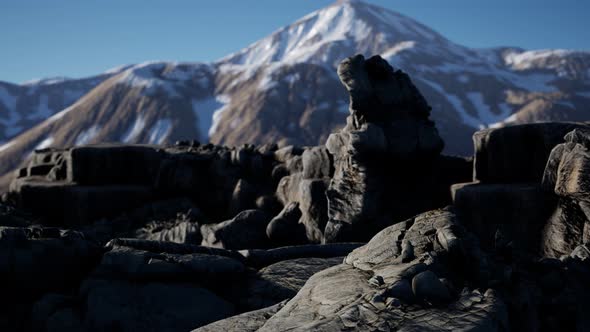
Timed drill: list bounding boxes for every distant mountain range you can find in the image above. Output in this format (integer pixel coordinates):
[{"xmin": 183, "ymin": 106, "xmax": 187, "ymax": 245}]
[{"xmin": 1, "ymin": 0, "xmax": 590, "ymax": 188}]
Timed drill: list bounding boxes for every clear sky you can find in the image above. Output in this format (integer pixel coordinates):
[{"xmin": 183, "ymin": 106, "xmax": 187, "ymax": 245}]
[{"xmin": 1, "ymin": 0, "xmax": 588, "ymax": 84}]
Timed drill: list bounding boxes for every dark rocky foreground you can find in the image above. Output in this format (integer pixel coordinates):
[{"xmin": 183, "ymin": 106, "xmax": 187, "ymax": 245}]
[{"xmin": 1, "ymin": 55, "xmax": 590, "ymax": 331}]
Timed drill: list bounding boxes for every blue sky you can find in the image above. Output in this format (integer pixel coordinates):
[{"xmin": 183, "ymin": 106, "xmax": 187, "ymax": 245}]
[{"xmin": 1, "ymin": 0, "xmax": 587, "ymax": 83}]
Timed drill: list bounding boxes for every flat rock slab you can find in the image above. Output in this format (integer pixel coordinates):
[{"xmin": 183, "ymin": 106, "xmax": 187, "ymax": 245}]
[
  {"xmin": 10, "ymin": 179, "xmax": 153, "ymax": 226},
  {"xmin": 240, "ymin": 257, "xmax": 344, "ymax": 310},
  {"xmin": 70, "ymin": 144, "xmax": 164, "ymax": 185}
]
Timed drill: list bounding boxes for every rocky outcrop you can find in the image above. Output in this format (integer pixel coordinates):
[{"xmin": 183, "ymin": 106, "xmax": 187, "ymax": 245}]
[
  {"xmin": 3, "ymin": 53, "xmax": 590, "ymax": 331},
  {"xmin": 323, "ymin": 55, "xmax": 463, "ymax": 242},
  {"xmin": 541, "ymin": 128, "xmax": 590, "ymax": 257},
  {"xmin": 253, "ymin": 209, "xmax": 509, "ymax": 331}
]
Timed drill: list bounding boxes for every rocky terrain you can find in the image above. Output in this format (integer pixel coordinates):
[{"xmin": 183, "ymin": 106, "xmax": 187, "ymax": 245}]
[
  {"xmin": 1, "ymin": 0, "xmax": 589, "ymax": 191},
  {"xmin": 2, "ymin": 54, "xmax": 590, "ymax": 332}
]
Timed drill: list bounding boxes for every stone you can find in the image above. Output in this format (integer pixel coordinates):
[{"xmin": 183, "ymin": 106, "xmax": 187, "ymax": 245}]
[
  {"xmin": 201, "ymin": 209, "xmax": 272, "ymax": 250},
  {"xmin": 229, "ymin": 179, "xmax": 258, "ymax": 216},
  {"xmin": 135, "ymin": 220, "xmax": 201, "ymax": 244},
  {"xmin": 276, "ymin": 172, "xmax": 303, "ymax": 205},
  {"xmin": 411, "ymin": 271, "xmax": 452, "ymax": 305},
  {"xmin": 94, "ymin": 246, "xmax": 245, "ymax": 284},
  {"xmin": 266, "ymin": 202, "xmax": 307, "ymax": 245},
  {"xmin": 298, "ymin": 178, "xmax": 330, "ymax": 243},
  {"xmin": 302, "ymin": 146, "xmax": 333, "ymax": 179}
]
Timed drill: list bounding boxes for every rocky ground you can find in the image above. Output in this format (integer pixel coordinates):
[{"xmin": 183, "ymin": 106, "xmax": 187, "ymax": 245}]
[{"xmin": 1, "ymin": 55, "xmax": 590, "ymax": 331}]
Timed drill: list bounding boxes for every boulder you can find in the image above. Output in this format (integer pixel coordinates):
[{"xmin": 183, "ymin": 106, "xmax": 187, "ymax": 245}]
[
  {"xmin": 298, "ymin": 178, "xmax": 330, "ymax": 243},
  {"xmin": 302, "ymin": 146, "xmax": 333, "ymax": 179},
  {"xmin": 201, "ymin": 209, "xmax": 272, "ymax": 250},
  {"xmin": 266, "ymin": 202, "xmax": 307, "ymax": 245},
  {"xmin": 135, "ymin": 221, "xmax": 201, "ymax": 244},
  {"xmin": 411, "ymin": 270, "xmax": 451, "ymax": 305}
]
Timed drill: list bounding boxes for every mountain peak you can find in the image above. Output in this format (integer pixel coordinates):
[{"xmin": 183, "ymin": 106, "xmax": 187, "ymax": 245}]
[{"xmin": 218, "ymin": 0, "xmax": 443, "ymax": 67}]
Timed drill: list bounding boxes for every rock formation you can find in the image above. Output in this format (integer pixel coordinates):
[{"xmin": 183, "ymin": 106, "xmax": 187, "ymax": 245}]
[{"xmin": 1, "ymin": 55, "xmax": 590, "ymax": 331}]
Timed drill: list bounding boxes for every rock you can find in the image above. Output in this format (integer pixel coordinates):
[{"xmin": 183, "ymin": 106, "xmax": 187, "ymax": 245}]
[
  {"xmin": 411, "ymin": 270, "xmax": 452, "ymax": 305},
  {"xmin": 276, "ymin": 172, "xmax": 303, "ymax": 205},
  {"xmin": 239, "ymin": 257, "xmax": 343, "ymax": 310},
  {"xmin": 386, "ymin": 279, "xmax": 415, "ymax": 303},
  {"xmin": 298, "ymin": 178, "xmax": 330, "ymax": 243},
  {"xmin": 135, "ymin": 220, "xmax": 201, "ymax": 244},
  {"xmin": 255, "ymin": 195, "xmax": 283, "ymax": 216},
  {"xmin": 201, "ymin": 209, "xmax": 271, "ymax": 250},
  {"xmin": 273, "ymin": 145, "xmax": 303, "ymax": 163},
  {"xmin": 540, "ymin": 132, "xmax": 590, "ymax": 257},
  {"xmin": 229, "ymin": 179, "xmax": 258, "ymax": 216},
  {"xmin": 400, "ymin": 239, "xmax": 415, "ymax": 263},
  {"xmin": 323, "ymin": 55, "xmax": 446, "ymax": 242},
  {"xmin": 266, "ymin": 202, "xmax": 307, "ymax": 245},
  {"xmin": 256, "ymin": 208, "xmax": 506, "ymax": 331},
  {"xmin": 70, "ymin": 144, "xmax": 164, "ymax": 185},
  {"xmin": 302, "ymin": 146, "xmax": 333, "ymax": 179},
  {"xmin": 473, "ymin": 123, "xmax": 590, "ymax": 183},
  {"xmin": 0, "ymin": 226, "xmax": 99, "ymax": 298},
  {"xmin": 9, "ymin": 179, "xmax": 153, "ymax": 226},
  {"xmin": 81, "ymin": 279, "xmax": 234, "ymax": 332},
  {"xmin": 192, "ymin": 301, "xmax": 287, "ymax": 332},
  {"xmin": 105, "ymin": 238, "xmax": 245, "ymax": 261},
  {"xmin": 94, "ymin": 246, "xmax": 245, "ymax": 284},
  {"xmin": 452, "ymin": 182, "xmax": 556, "ymax": 252},
  {"xmin": 240, "ymin": 243, "xmax": 362, "ymax": 269},
  {"xmin": 542, "ymin": 199, "xmax": 587, "ymax": 258}
]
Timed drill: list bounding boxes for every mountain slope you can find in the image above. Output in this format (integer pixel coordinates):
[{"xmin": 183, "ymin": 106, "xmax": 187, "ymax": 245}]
[{"xmin": 1, "ymin": 0, "xmax": 590, "ymax": 189}]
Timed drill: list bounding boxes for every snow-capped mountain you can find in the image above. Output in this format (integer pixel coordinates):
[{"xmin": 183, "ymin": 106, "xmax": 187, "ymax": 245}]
[{"xmin": 0, "ymin": 0, "xmax": 589, "ymax": 189}]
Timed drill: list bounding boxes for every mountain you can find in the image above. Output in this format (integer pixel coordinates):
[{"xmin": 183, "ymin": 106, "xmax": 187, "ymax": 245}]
[{"xmin": 1, "ymin": 0, "xmax": 590, "ymax": 189}]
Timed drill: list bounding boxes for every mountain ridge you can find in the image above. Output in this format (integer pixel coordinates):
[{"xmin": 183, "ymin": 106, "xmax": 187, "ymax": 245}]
[{"xmin": 0, "ymin": 0, "xmax": 589, "ymax": 190}]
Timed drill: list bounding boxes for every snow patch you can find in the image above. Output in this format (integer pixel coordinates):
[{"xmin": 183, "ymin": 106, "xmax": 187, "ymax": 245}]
[
  {"xmin": 35, "ymin": 137, "xmax": 54, "ymax": 150},
  {"xmin": 382, "ymin": 41, "xmax": 416, "ymax": 59},
  {"xmin": 209, "ymin": 95, "xmax": 232, "ymax": 137},
  {"xmin": 148, "ymin": 119, "xmax": 173, "ymax": 145},
  {"xmin": 121, "ymin": 116, "xmax": 146, "ymax": 143},
  {"xmin": 466, "ymin": 92, "xmax": 512, "ymax": 125},
  {"xmin": 192, "ymin": 95, "xmax": 231, "ymax": 141},
  {"xmin": 504, "ymin": 49, "xmax": 574, "ymax": 70},
  {"xmin": 75, "ymin": 125, "xmax": 101, "ymax": 146},
  {"xmin": 0, "ymin": 141, "xmax": 15, "ymax": 153}
]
